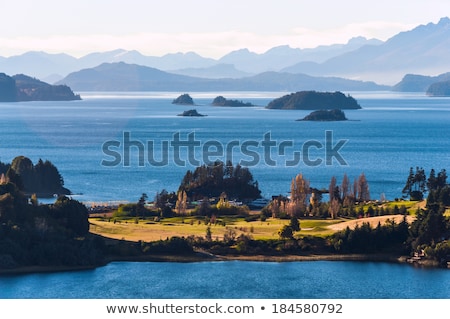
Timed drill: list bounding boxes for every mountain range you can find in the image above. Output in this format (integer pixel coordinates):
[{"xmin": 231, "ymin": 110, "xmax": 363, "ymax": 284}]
[{"xmin": 1, "ymin": 17, "xmax": 450, "ymax": 87}]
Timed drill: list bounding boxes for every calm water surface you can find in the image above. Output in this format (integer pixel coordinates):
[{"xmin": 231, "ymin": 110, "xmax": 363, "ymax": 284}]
[
  {"xmin": 0, "ymin": 261, "xmax": 449, "ymax": 299},
  {"xmin": 0, "ymin": 91, "xmax": 449, "ymax": 203}
]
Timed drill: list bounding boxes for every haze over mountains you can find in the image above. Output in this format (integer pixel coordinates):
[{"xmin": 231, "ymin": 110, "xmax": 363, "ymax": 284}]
[{"xmin": 1, "ymin": 17, "xmax": 450, "ymax": 88}]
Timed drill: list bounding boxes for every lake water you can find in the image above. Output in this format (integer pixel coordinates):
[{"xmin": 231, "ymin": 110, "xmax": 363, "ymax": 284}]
[
  {"xmin": 1, "ymin": 91, "xmax": 450, "ymax": 298},
  {"xmin": 1, "ymin": 91, "xmax": 450, "ymax": 204},
  {"xmin": 0, "ymin": 261, "xmax": 449, "ymax": 299}
]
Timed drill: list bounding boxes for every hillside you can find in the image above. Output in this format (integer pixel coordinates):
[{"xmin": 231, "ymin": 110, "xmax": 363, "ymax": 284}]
[
  {"xmin": 392, "ymin": 72, "xmax": 450, "ymax": 92},
  {"xmin": 282, "ymin": 17, "xmax": 450, "ymax": 84},
  {"xmin": 0, "ymin": 73, "xmax": 80, "ymax": 102},
  {"xmin": 57, "ymin": 62, "xmax": 388, "ymax": 92},
  {"xmin": 426, "ymin": 80, "xmax": 450, "ymax": 96},
  {"xmin": 266, "ymin": 91, "xmax": 361, "ymax": 110}
]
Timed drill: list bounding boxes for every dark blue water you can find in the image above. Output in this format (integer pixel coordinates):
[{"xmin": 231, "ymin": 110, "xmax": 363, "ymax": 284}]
[
  {"xmin": 0, "ymin": 261, "xmax": 449, "ymax": 299},
  {"xmin": 1, "ymin": 91, "xmax": 449, "ymax": 204}
]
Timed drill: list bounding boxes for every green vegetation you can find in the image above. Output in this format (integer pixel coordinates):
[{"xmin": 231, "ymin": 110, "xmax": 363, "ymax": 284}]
[
  {"xmin": 266, "ymin": 91, "xmax": 361, "ymax": 110},
  {"xmin": 0, "ymin": 73, "xmax": 80, "ymax": 102},
  {"xmin": 211, "ymin": 96, "xmax": 254, "ymax": 107},
  {"xmin": 178, "ymin": 161, "xmax": 261, "ymax": 201},
  {"xmin": 1, "ymin": 157, "xmax": 449, "ymax": 272},
  {"xmin": 0, "ymin": 156, "xmax": 70, "ymax": 197}
]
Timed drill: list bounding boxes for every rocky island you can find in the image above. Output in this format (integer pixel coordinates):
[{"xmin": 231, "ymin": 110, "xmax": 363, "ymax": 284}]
[
  {"xmin": 0, "ymin": 73, "xmax": 81, "ymax": 102},
  {"xmin": 177, "ymin": 109, "xmax": 206, "ymax": 117},
  {"xmin": 298, "ymin": 109, "xmax": 348, "ymax": 121},
  {"xmin": 212, "ymin": 96, "xmax": 254, "ymax": 107},
  {"xmin": 172, "ymin": 93, "xmax": 194, "ymax": 105},
  {"xmin": 266, "ymin": 91, "xmax": 361, "ymax": 110}
]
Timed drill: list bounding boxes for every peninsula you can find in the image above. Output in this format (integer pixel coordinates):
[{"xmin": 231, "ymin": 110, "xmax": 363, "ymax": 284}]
[{"xmin": 0, "ymin": 73, "xmax": 81, "ymax": 102}]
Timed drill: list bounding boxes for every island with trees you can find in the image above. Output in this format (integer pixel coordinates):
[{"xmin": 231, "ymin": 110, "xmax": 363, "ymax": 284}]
[
  {"xmin": 172, "ymin": 93, "xmax": 194, "ymax": 105},
  {"xmin": 0, "ymin": 73, "xmax": 81, "ymax": 102},
  {"xmin": 177, "ymin": 109, "xmax": 206, "ymax": 117},
  {"xmin": 266, "ymin": 91, "xmax": 361, "ymax": 110},
  {"xmin": 212, "ymin": 96, "xmax": 255, "ymax": 107},
  {"xmin": 298, "ymin": 109, "xmax": 348, "ymax": 121},
  {"xmin": 1, "ymin": 157, "xmax": 449, "ymax": 274}
]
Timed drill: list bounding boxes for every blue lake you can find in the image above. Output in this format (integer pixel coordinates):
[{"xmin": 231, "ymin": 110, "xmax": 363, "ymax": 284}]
[
  {"xmin": 0, "ymin": 261, "xmax": 449, "ymax": 299},
  {"xmin": 0, "ymin": 91, "xmax": 449, "ymax": 204},
  {"xmin": 1, "ymin": 91, "xmax": 450, "ymax": 299}
]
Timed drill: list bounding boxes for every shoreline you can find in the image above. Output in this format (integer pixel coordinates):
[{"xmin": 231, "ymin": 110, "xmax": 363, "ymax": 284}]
[{"xmin": 1, "ymin": 252, "xmax": 441, "ymax": 276}]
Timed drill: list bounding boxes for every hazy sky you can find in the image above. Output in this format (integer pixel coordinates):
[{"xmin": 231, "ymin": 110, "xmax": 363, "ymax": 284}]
[{"xmin": 1, "ymin": 0, "xmax": 449, "ymax": 58}]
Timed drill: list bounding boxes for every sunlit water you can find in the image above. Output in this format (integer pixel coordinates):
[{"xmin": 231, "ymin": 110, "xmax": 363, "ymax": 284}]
[
  {"xmin": 1, "ymin": 91, "xmax": 450, "ymax": 298},
  {"xmin": 1, "ymin": 91, "xmax": 449, "ymax": 204}
]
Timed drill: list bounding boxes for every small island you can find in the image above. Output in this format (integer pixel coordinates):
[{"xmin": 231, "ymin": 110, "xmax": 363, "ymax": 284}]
[
  {"xmin": 177, "ymin": 109, "xmax": 206, "ymax": 117},
  {"xmin": 212, "ymin": 96, "xmax": 255, "ymax": 107},
  {"xmin": 172, "ymin": 93, "xmax": 194, "ymax": 105},
  {"xmin": 298, "ymin": 109, "xmax": 348, "ymax": 121},
  {"xmin": 266, "ymin": 91, "xmax": 361, "ymax": 110},
  {"xmin": 0, "ymin": 73, "xmax": 81, "ymax": 102}
]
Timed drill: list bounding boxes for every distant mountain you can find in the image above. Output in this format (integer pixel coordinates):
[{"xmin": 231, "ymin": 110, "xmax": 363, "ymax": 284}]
[
  {"xmin": 0, "ymin": 73, "xmax": 80, "ymax": 102},
  {"xmin": 426, "ymin": 80, "xmax": 450, "ymax": 96},
  {"xmin": 0, "ymin": 37, "xmax": 381, "ymax": 81},
  {"xmin": 282, "ymin": 17, "xmax": 450, "ymax": 84},
  {"xmin": 218, "ymin": 37, "xmax": 381, "ymax": 74},
  {"xmin": 0, "ymin": 51, "xmax": 78, "ymax": 80},
  {"xmin": 392, "ymin": 72, "xmax": 450, "ymax": 92},
  {"xmin": 169, "ymin": 63, "xmax": 252, "ymax": 79},
  {"xmin": 57, "ymin": 62, "xmax": 389, "ymax": 92}
]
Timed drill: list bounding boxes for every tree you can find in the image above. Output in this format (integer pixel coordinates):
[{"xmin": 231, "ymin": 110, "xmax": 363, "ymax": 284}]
[
  {"xmin": 289, "ymin": 216, "xmax": 301, "ymax": 232},
  {"xmin": 329, "ymin": 176, "xmax": 337, "ymax": 202},
  {"xmin": 288, "ymin": 173, "xmax": 310, "ymax": 217},
  {"xmin": 402, "ymin": 167, "xmax": 427, "ymax": 200},
  {"xmin": 175, "ymin": 190, "xmax": 187, "ymax": 215},
  {"xmin": 356, "ymin": 173, "xmax": 370, "ymax": 202},
  {"xmin": 329, "ymin": 198, "xmax": 340, "ymax": 219},
  {"xmin": 278, "ymin": 225, "xmax": 294, "ymax": 239},
  {"xmin": 205, "ymin": 226, "xmax": 212, "ymax": 241},
  {"xmin": 137, "ymin": 193, "xmax": 148, "ymax": 218}
]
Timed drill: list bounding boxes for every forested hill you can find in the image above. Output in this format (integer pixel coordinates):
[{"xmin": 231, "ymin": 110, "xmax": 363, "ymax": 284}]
[
  {"xmin": 0, "ymin": 156, "xmax": 71, "ymax": 197},
  {"xmin": 0, "ymin": 73, "xmax": 80, "ymax": 102},
  {"xmin": 266, "ymin": 91, "xmax": 361, "ymax": 110}
]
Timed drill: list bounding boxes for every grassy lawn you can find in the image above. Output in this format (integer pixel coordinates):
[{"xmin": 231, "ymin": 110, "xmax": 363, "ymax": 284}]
[{"xmin": 89, "ymin": 216, "xmax": 343, "ymax": 242}]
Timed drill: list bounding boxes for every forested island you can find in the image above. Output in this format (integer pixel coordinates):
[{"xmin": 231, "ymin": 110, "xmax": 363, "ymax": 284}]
[
  {"xmin": 266, "ymin": 91, "xmax": 361, "ymax": 110},
  {"xmin": 298, "ymin": 109, "xmax": 348, "ymax": 121},
  {"xmin": 212, "ymin": 96, "xmax": 255, "ymax": 107},
  {"xmin": 172, "ymin": 93, "xmax": 194, "ymax": 105},
  {"xmin": 177, "ymin": 109, "xmax": 206, "ymax": 117},
  {"xmin": 1, "ymin": 157, "xmax": 449, "ymax": 274},
  {"xmin": 0, "ymin": 73, "xmax": 81, "ymax": 102}
]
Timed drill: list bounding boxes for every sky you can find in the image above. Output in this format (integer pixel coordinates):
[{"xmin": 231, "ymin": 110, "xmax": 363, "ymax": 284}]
[{"xmin": 0, "ymin": 0, "xmax": 449, "ymax": 58}]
